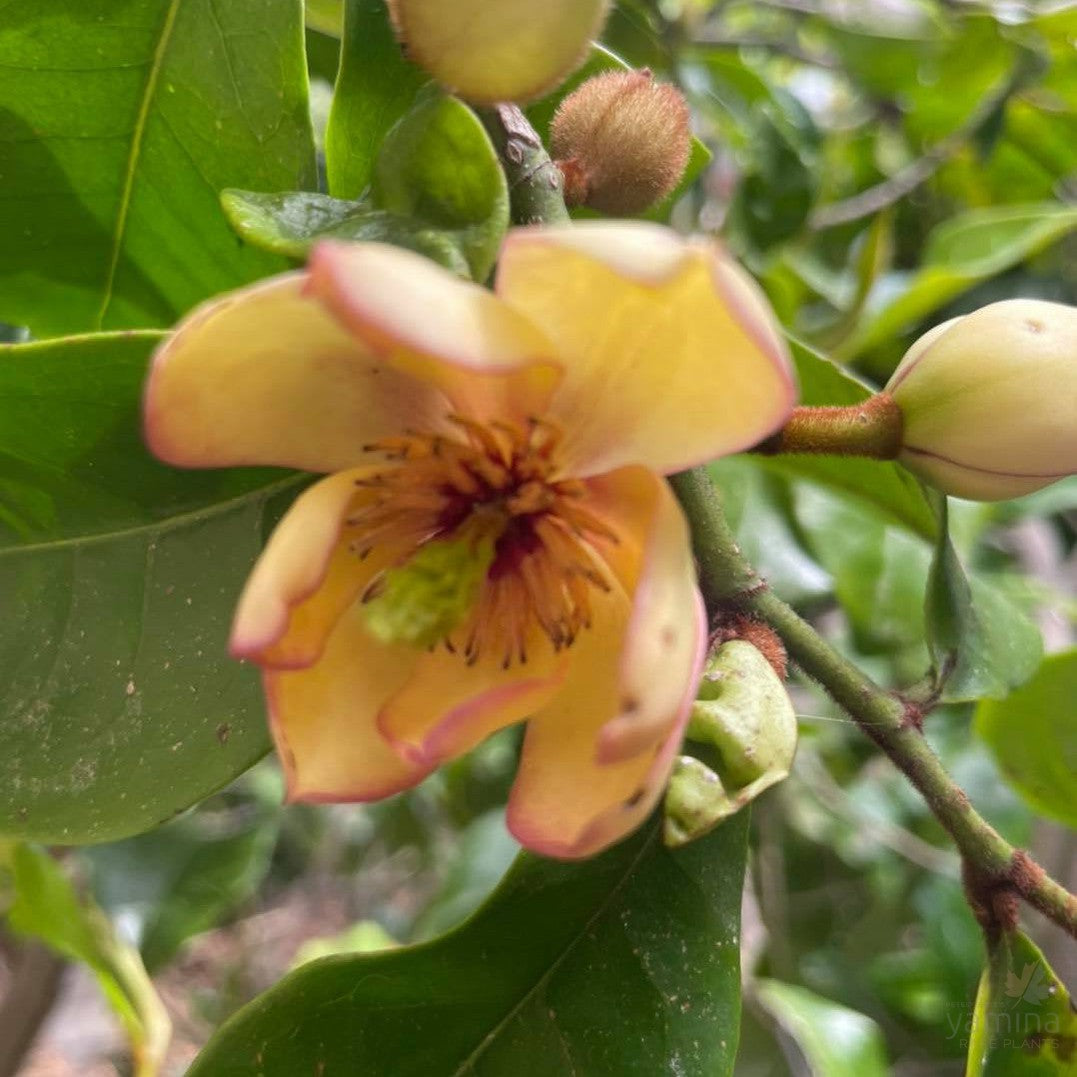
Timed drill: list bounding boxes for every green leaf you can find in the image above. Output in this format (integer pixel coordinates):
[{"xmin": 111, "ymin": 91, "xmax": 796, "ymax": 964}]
[
  {"xmin": 326, "ymin": 0, "xmax": 428, "ymax": 198},
  {"xmin": 2, "ymin": 842, "xmax": 170, "ymax": 1075},
  {"xmin": 224, "ymin": 92, "xmax": 509, "ymax": 280},
  {"xmin": 754, "ymin": 981, "xmax": 890, "ymax": 1077},
  {"xmin": 728, "ymin": 93, "xmax": 821, "ymax": 252},
  {"xmin": 974, "ymin": 650, "xmax": 1077, "ymax": 830},
  {"xmin": 306, "ymin": 0, "xmax": 344, "ymax": 36},
  {"xmin": 88, "ymin": 793, "xmax": 280, "ymax": 972},
  {"xmin": 189, "ymin": 814, "xmax": 749, "ymax": 1076},
  {"xmin": 925, "ymin": 500, "xmax": 1043, "ymax": 702},
  {"xmin": 967, "ymin": 930, "xmax": 1077, "ymax": 1076},
  {"xmin": 223, "ymin": 192, "xmax": 473, "ymax": 272},
  {"xmin": 373, "ymin": 93, "xmax": 509, "ymax": 279},
  {"xmin": 839, "ymin": 204, "xmax": 1077, "ymax": 361},
  {"xmin": 0, "ymin": 0, "xmax": 317, "ymax": 337},
  {"xmin": 0, "ymin": 332, "xmax": 296, "ymax": 843},
  {"xmin": 759, "ymin": 336, "xmax": 938, "ymax": 538}
]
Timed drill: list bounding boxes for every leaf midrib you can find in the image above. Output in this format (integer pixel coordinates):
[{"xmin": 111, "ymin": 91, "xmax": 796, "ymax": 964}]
[
  {"xmin": 0, "ymin": 475, "xmax": 304, "ymax": 560},
  {"xmin": 448, "ymin": 828, "xmax": 659, "ymax": 1076},
  {"xmin": 95, "ymin": 0, "xmax": 183, "ymax": 329}
]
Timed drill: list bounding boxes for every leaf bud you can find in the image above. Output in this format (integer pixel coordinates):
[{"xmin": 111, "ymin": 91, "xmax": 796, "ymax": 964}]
[
  {"xmin": 387, "ymin": 0, "xmax": 610, "ymax": 105},
  {"xmin": 886, "ymin": 299, "xmax": 1077, "ymax": 501},
  {"xmin": 551, "ymin": 69, "xmax": 691, "ymax": 216}
]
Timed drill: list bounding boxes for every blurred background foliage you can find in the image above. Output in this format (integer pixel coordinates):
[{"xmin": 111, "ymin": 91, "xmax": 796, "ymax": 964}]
[{"xmin": 1, "ymin": 0, "xmax": 1074, "ymax": 1074}]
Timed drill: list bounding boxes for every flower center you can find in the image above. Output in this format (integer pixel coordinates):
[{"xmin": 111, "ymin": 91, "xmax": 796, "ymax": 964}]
[{"xmin": 349, "ymin": 415, "xmax": 617, "ymax": 666}]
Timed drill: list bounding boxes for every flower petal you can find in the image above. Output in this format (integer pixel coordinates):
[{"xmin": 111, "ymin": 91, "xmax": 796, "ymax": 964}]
[
  {"xmin": 506, "ymin": 588, "xmax": 706, "ymax": 859},
  {"xmin": 265, "ymin": 605, "xmax": 429, "ymax": 803},
  {"xmin": 145, "ymin": 274, "xmax": 443, "ymax": 473},
  {"xmin": 308, "ymin": 241, "xmax": 561, "ymax": 425},
  {"xmin": 376, "ymin": 632, "xmax": 569, "ymax": 767},
  {"xmin": 582, "ymin": 466, "xmax": 708, "ymax": 763},
  {"xmin": 496, "ymin": 222, "xmax": 796, "ymax": 476},
  {"xmin": 230, "ymin": 469, "xmax": 397, "ymax": 669}
]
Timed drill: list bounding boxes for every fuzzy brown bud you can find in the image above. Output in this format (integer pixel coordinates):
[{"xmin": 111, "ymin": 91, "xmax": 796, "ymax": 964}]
[{"xmin": 550, "ymin": 69, "xmax": 691, "ymax": 216}]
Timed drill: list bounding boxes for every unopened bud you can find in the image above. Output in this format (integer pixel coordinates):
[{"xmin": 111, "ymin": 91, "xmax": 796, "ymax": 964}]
[
  {"xmin": 551, "ymin": 69, "xmax": 691, "ymax": 216},
  {"xmin": 886, "ymin": 299, "xmax": 1077, "ymax": 501},
  {"xmin": 387, "ymin": 0, "xmax": 610, "ymax": 105}
]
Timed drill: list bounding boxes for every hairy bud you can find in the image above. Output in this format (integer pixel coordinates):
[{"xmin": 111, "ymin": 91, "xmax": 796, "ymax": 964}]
[
  {"xmin": 886, "ymin": 299, "xmax": 1077, "ymax": 501},
  {"xmin": 387, "ymin": 0, "xmax": 610, "ymax": 105},
  {"xmin": 551, "ymin": 69, "xmax": 691, "ymax": 215}
]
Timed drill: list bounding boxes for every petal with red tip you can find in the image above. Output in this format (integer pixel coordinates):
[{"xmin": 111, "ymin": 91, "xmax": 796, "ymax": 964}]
[
  {"xmin": 308, "ymin": 241, "xmax": 561, "ymax": 425},
  {"xmin": 496, "ymin": 222, "xmax": 796, "ymax": 476},
  {"xmin": 230, "ymin": 469, "xmax": 399, "ymax": 670},
  {"xmin": 144, "ymin": 274, "xmax": 444, "ymax": 473},
  {"xmin": 507, "ymin": 581, "xmax": 706, "ymax": 860},
  {"xmin": 265, "ymin": 605, "xmax": 429, "ymax": 803},
  {"xmin": 582, "ymin": 466, "xmax": 706, "ymax": 764},
  {"xmin": 376, "ymin": 629, "xmax": 569, "ymax": 767}
]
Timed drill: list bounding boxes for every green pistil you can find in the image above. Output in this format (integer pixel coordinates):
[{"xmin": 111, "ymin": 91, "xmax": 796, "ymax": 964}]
[{"xmin": 362, "ymin": 532, "xmax": 497, "ymax": 648}]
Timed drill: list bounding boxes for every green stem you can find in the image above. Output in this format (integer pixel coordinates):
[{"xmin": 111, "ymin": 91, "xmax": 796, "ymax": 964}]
[
  {"xmin": 477, "ymin": 105, "xmax": 571, "ymax": 226},
  {"xmin": 675, "ymin": 468, "xmax": 1077, "ymax": 941}
]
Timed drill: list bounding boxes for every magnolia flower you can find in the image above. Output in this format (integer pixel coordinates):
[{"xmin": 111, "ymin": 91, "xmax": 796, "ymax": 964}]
[
  {"xmin": 887, "ymin": 299, "xmax": 1077, "ymax": 501},
  {"xmin": 144, "ymin": 222, "xmax": 795, "ymax": 858}
]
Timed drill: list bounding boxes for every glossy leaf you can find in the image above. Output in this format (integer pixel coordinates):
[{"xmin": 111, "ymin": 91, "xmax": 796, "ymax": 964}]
[
  {"xmin": 226, "ymin": 91, "xmax": 509, "ymax": 280},
  {"xmin": 925, "ymin": 500, "xmax": 1043, "ymax": 703},
  {"xmin": 967, "ymin": 930, "xmax": 1077, "ymax": 1076},
  {"xmin": 754, "ymin": 981, "xmax": 890, "ymax": 1077},
  {"xmin": 840, "ymin": 204, "xmax": 1077, "ymax": 361},
  {"xmin": 974, "ymin": 650, "xmax": 1077, "ymax": 830},
  {"xmin": 326, "ymin": 0, "xmax": 428, "ymax": 197},
  {"xmin": 0, "ymin": 332, "xmax": 296, "ymax": 843},
  {"xmin": 189, "ymin": 814, "xmax": 749, "ymax": 1076},
  {"xmin": 2, "ymin": 842, "xmax": 171, "ymax": 1075},
  {"xmin": 0, "ymin": 0, "xmax": 317, "ymax": 337},
  {"xmin": 759, "ymin": 336, "xmax": 938, "ymax": 538}
]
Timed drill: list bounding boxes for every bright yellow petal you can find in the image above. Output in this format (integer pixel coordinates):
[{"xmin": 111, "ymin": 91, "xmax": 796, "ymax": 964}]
[
  {"xmin": 389, "ymin": 0, "xmax": 609, "ymax": 104},
  {"xmin": 265, "ymin": 604, "xmax": 429, "ymax": 803},
  {"xmin": 376, "ymin": 629, "xmax": 569, "ymax": 767},
  {"xmin": 145, "ymin": 274, "xmax": 444, "ymax": 473},
  {"xmin": 308, "ymin": 241, "xmax": 561, "ymax": 426},
  {"xmin": 496, "ymin": 222, "xmax": 796, "ymax": 476},
  {"xmin": 507, "ymin": 574, "xmax": 707, "ymax": 860},
  {"xmin": 230, "ymin": 469, "xmax": 399, "ymax": 669}
]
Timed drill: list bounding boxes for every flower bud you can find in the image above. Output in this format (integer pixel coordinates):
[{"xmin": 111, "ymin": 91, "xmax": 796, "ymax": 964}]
[
  {"xmin": 387, "ymin": 0, "xmax": 610, "ymax": 105},
  {"xmin": 551, "ymin": 69, "xmax": 691, "ymax": 216},
  {"xmin": 886, "ymin": 299, "xmax": 1077, "ymax": 501},
  {"xmin": 664, "ymin": 640, "xmax": 797, "ymax": 847}
]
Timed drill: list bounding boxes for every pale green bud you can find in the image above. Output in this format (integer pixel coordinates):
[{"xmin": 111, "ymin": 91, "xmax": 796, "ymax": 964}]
[
  {"xmin": 363, "ymin": 533, "xmax": 495, "ymax": 648},
  {"xmin": 886, "ymin": 299, "xmax": 1077, "ymax": 501},
  {"xmin": 664, "ymin": 640, "xmax": 797, "ymax": 847},
  {"xmin": 388, "ymin": 0, "xmax": 610, "ymax": 105}
]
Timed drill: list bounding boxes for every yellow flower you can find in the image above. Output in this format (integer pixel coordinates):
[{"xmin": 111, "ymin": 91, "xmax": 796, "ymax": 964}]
[{"xmin": 144, "ymin": 222, "xmax": 795, "ymax": 858}]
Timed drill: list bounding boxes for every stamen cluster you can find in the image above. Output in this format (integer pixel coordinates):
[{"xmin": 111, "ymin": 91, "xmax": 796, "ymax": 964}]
[{"xmin": 350, "ymin": 416, "xmax": 618, "ymax": 666}]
